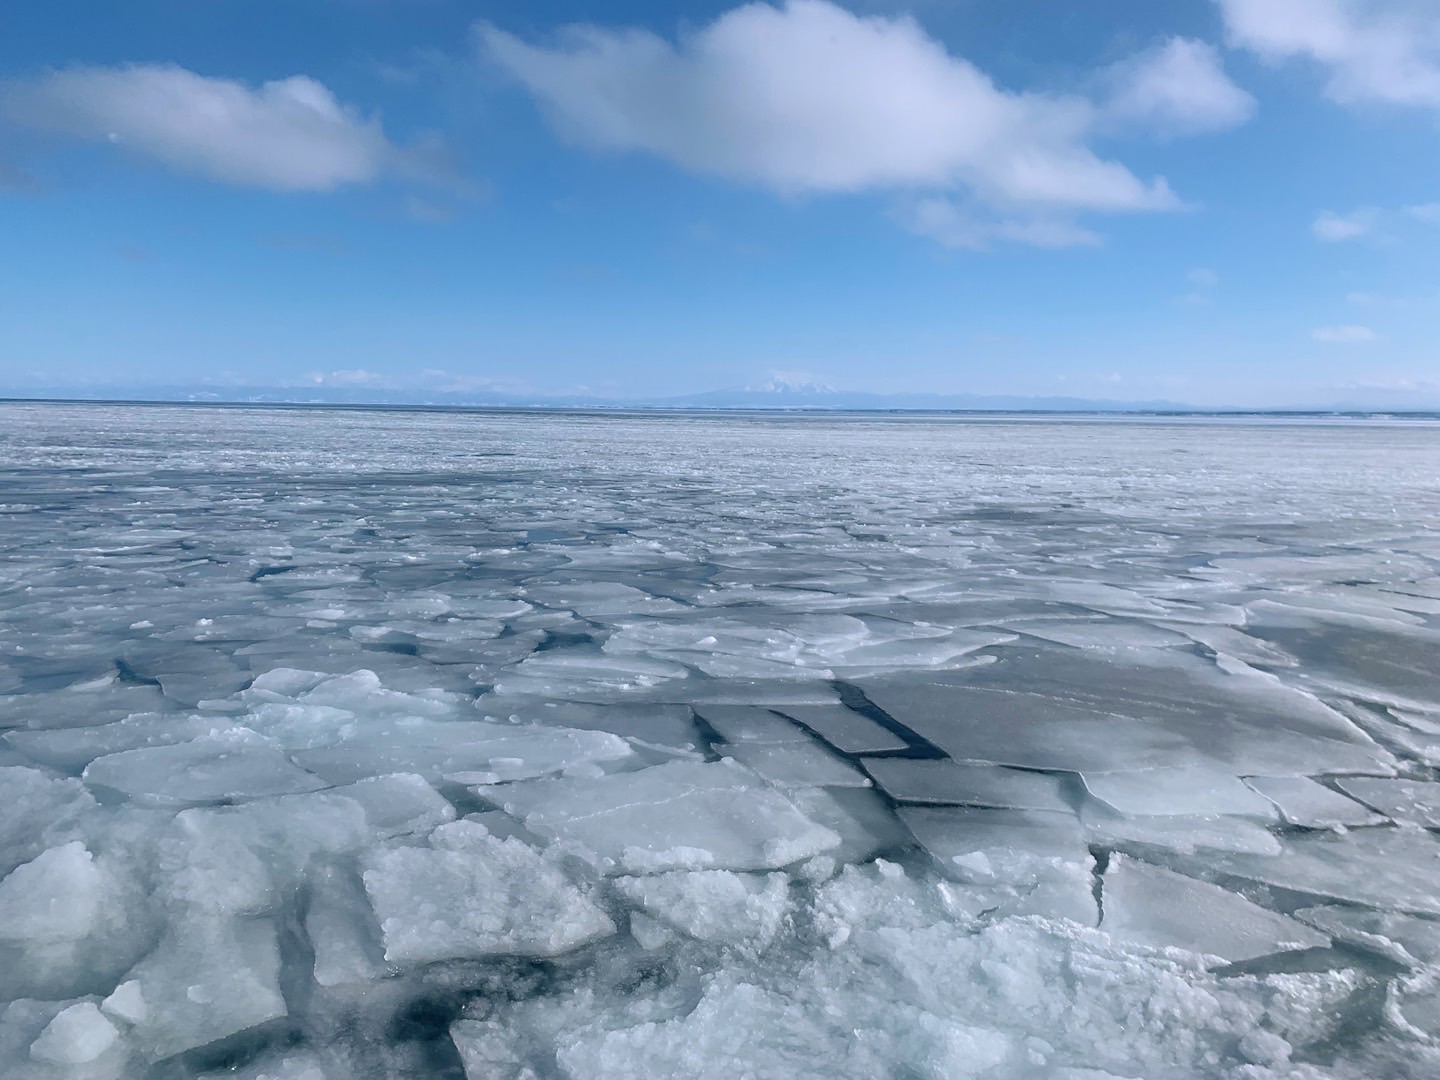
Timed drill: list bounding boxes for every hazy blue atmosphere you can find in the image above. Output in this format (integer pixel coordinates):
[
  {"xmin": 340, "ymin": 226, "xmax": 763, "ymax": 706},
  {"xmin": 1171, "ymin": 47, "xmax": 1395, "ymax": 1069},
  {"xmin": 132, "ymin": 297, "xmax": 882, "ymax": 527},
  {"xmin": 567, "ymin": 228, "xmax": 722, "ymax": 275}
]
[{"xmin": 2, "ymin": 0, "xmax": 1439, "ymax": 408}]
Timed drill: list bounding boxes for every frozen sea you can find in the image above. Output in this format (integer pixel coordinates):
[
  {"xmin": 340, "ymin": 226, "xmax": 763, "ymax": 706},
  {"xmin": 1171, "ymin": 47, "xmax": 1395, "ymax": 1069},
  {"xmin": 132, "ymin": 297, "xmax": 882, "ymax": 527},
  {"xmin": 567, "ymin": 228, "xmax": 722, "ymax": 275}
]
[{"xmin": 2, "ymin": 402, "xmax": 1439, "ymax": 1080}]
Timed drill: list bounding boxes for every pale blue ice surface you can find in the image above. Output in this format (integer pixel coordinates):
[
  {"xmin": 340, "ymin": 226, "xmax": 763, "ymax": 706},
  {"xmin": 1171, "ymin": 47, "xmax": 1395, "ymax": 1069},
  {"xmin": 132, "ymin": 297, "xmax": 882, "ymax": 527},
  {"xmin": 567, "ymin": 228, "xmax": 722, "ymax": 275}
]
[{"xmin": 1, "ymin": 403, "xmax": 1439, "ymax": 1078}]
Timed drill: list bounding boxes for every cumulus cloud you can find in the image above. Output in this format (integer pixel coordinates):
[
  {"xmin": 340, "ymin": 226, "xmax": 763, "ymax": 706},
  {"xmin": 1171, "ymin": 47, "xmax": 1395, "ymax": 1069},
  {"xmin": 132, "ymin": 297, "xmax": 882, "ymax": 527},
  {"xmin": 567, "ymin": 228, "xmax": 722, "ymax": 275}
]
[
  {"xmin": 479, "ymin": 0, "xmax": 1182, "ymax": 247},
  {"xmin": 1, "ymin": 64, "xmax": 400, "ymax": 191},
  {"xmin": 1102, "ymin": 37, "xmax": 1256, "ymax": 135},
  {"xmin": 1312, "ymin": 324, "xmax": 1379, "ymax": 343},
  {"xmin": 1218, "ymin": 0, "xmax": 1440, "ymax": 109},
  {"xmin": 1312, "ymin": 208, "xmax": 1378, "ymax": 241}
]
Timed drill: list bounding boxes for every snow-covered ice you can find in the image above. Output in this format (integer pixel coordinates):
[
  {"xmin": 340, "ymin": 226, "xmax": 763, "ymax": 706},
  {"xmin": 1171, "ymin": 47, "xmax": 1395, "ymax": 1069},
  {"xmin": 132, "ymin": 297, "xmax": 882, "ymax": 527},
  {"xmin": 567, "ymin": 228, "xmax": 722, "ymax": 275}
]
[{"xmin": 1, "ymin": 402, "xmax": 1439, "ymax": 1077}]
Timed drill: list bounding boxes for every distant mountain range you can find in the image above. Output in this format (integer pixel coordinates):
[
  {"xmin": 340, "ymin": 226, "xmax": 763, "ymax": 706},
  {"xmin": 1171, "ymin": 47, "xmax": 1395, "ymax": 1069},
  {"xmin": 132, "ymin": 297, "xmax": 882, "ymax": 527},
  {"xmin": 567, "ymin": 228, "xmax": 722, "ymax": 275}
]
[{"xmin": 3, "ymin": 377, "xmax": 1437, "ymax": 414}]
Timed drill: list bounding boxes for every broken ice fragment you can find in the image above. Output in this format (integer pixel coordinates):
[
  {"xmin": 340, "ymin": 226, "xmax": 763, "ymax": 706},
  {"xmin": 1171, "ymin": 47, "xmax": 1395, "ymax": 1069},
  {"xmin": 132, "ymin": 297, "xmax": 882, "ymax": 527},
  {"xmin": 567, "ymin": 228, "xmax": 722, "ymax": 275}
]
[
  {"xmin": 865, "ymin": 759, "xmax": 1071, "ymax": 812},
  {"xmin": 83, "ymin": 736, "xmax": 327, "ymax": 805},
  {"xmin": 1101, "ymin": 855, "xmax": 1327, "ymax": 963},
  {"xmin": 771, "ymin": 704, "xmax": 909, "ymax": 754},
  {"xmin": 476, "ymin": 760, "xmax": 842, "ymax": 874},
  {"xmin": 1332, "ymin": 776, "xmax": 1440, "ymax": 828},
  {"xmin": 29, "ymin": 1002, "xmax": 119, "ymax": 1066},
  {"xmin": 1081, "ymin": 766, "xmax": 1278, "ymax": 819},
  {"xmin": 1242, "ymin": 775, "xmax": 1385, "ymax": 828},
  {"xmin": 614, "ymin": 870, "xmax": 790, "ymax": 950},
  {"xmin": 362, "ymin": 820, "xmax": 615, "ymax": 964}
]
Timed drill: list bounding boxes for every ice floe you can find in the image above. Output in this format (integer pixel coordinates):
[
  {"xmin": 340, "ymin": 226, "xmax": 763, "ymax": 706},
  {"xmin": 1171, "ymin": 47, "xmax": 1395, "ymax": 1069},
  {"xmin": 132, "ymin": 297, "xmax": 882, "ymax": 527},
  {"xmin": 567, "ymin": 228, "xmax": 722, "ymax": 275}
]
[{"xmin": 3, "ymin": 404, "xmax": 1439, "ymax": 1077}]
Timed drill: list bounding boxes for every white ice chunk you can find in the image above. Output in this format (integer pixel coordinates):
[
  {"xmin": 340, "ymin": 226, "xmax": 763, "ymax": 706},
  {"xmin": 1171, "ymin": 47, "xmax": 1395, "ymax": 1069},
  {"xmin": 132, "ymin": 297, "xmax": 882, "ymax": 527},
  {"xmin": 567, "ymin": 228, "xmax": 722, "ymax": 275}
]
[
  {"xmin": 0, "ymin": 840, "xmax": 148, "ymax": 1001},
  {"xmin": 29, "ymin": 1002, "xmax": 119, "ymax": 1066},
  {"xmin": 694, "ymin": 705, "xmax": 809, "ymax": 744},
  {"xmin": 1082, "ymin": 767, "xmax": 1277, "ymax": 819},
  {"xmin": 1101, "ymin": 855, "xmax": 1327, "ymax": 963},
  {"xmin": 101, "ymin": 981, "xmax": 147, "ymax": 1026},
  {"xmin": 484, "ymin": 701, "xmax": 703, "ymax": 753},
  {"xmin": 0, "ymin": 766, "xmax": 96, "ymax": 876},
  {"xmin": 860, "ymin": 659, "xmax": 1394, "ymax": 777},
  {"xmin": 722, "ymin": 740, "xmax": 870, "ymax": 788},
  {"xmin": 331, "ymin": 772, "xmax": 455, "ymax": 838},
  {"xmin": 477, "ymin": 760, "xmax": 842, "ymax": 875},
  {"xmin": 1082, "ymin": 805, "xmax": 1282, "ymax": 856},
  {"xmin": 244, "ymin": 667, "xmax": 329, "ymax": 697},
  {"xmin": 899, "ymin": 806, "xmax": 1090, "ymax": 884},
  {"xmin": 123, "ymin": 916, "xmax": 287, "ymax": 1061},
  {"xmin": 362, "ymin": 820, "xmax": 614, "ymax": 964},
  {"xmin": 772, "ymin": 704, "xmax": 909, "ymax": 754},
  {"xmin": 289, "ymin": 717, "xmax": 633, "ymax": 786},
  {"xmin": 0, "ymin": 841, "xmax": 104, "ymax": 945},
  {"xmin": 1243, "ymin": 776, "xmax": 1386, "ymax": 828},
  {"xmin": 5, "ymin": 714, "xmax": 239, "ymax": 772},
  {"xmin": 1019, "ymin": 619, "xmax": 1191, "ymax": 650},
  {"xmin": 615, "ymin": 870, "xmax": 790, "ymax": 950},
  {"xmin": 306, "ymin": 865, "xmax": 387, "ymax": 988},
  {"xmin": 1173, "ymin": 828, "xmax": 1440, "ymax": 916},
  {"xmin": 1333, "ymin": 777, "xmax": 1440, "ymax": 827},
  {"xmin": 156, "ymin": 794, "xmax": 371, "ymax": 915},
  {"xmin": 450, "ymin": 1018, "xmax": 534, "ymax": 1080},
  {"xmin": 83, "ymin": 735, "xmax": 327, "ymax": 805},
  {"xmin": 1294, "ymin": 906, "xmax": 1440, "ymax": 968},
  {"xmin": 787, "ymin": 785, "xmax": 910, "ymax": 867}
]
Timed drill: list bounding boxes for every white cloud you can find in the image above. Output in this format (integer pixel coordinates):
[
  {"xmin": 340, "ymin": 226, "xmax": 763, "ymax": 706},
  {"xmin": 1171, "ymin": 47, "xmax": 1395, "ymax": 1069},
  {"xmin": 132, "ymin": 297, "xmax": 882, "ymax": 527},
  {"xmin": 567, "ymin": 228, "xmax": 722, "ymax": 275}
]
[
  {"xmin": 1, "ymin": 64, "xmax": 399, "ymax": 191},
  {"xmin": 1312, "ymin": 208, "xmax": 1377, "ymax": 241},
  {"xmin": 1218, "ymin": 0, "xmax": 1440, "ymax": 109},
  {"xmin": 1103, "ymin": 37, "xmax": 1256, "ymax": 136},
  {"xmin": 1312, "ymin": 324, "xmax": 1379, "ymax": 343},
  {"xmin": 1406, "ymin": 202, "xmax": 1440, "ymax": 224},
  {"xmin": 895, "ymin": 197, "xmax": 1103, "ymax": 250},
  {"xmin": 306, "ymin": 369, "xmax": 387, "ymax": 385},
  {"xmin": 479, "ymin": 0, "xmax": 1180, "ymax": 246}
]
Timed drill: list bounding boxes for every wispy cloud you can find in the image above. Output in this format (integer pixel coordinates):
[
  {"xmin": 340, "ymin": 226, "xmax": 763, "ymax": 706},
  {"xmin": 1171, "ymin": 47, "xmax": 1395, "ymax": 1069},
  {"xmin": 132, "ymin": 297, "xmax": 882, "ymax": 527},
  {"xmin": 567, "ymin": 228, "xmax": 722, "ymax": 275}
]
[
  {"xmin": 894, "ymin": 197, "xmax": 1103, "ymax": 250},
  {"xmin": 1312, "ymin": 208, "xmax": 1378, "ymax": 242},
  {"xmin": 1313, "ymin": 203, "xmax": 1440, "ymax": 242},
  {"xmin": 1312, "ymin": 324, "xmax": 1379, "ymax": 343}
]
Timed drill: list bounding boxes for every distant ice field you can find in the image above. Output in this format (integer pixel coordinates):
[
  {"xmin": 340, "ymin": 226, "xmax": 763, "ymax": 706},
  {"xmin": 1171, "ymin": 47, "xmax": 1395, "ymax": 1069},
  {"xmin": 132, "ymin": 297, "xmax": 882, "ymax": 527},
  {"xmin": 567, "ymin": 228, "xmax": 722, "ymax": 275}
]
[{"xmin": 1, "ymin": 402, "xmax": 1439, "ymax": 1079}]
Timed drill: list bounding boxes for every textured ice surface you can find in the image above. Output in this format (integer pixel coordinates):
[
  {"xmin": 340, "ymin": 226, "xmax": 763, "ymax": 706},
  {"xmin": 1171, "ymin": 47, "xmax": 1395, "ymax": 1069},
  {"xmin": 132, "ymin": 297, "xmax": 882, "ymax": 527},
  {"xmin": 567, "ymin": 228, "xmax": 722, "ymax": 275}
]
[
  {"xmin": 2, "ymin": 403, "xmax": 1438, "ymax": 1077},
  {"xmin": 1243, "ymin": 775, "xmax": 1387, "ymax": 828},
  {"xmin": 1332, "ymin": 776, "xmax": 1440, "ymax": 827},
  {"xmin": 362, "ymin": 820, "xmax": 615, "ymax": 964},
  {"xmin": 1100, "ymin": 855, "xmax": 1327, "ymax": 962},
  {"xmin": 864, "ymin": 758, "xmax": 1073, "ymax": 811},
  {"xmin": 476, "ymin": 760, "xmax": 844, "ymax": 874}
]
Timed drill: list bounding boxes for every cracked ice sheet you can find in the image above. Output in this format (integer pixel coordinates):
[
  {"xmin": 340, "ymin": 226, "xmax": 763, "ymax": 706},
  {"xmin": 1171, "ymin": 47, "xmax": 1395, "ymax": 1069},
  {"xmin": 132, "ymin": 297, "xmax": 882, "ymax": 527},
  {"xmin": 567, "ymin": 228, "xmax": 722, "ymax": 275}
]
[
  {"xmin": 474, "ymin": 760, "xmax": 843, "ymax": 874},
  {"xmin": 858, "ymin": 648, "xmax": 1395, "ymax": 777},
  {"xmin": 4, "ymin": 406, "xmax": 1440, "ymax": 1078}
]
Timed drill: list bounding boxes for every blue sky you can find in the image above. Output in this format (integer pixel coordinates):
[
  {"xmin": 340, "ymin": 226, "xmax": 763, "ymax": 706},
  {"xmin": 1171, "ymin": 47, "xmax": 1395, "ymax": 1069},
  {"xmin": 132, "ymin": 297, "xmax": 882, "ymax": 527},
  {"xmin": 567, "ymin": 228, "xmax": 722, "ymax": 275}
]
[{"xmin": 1, "ymin": 0, "xmax": 1437, "ymax": 406}]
